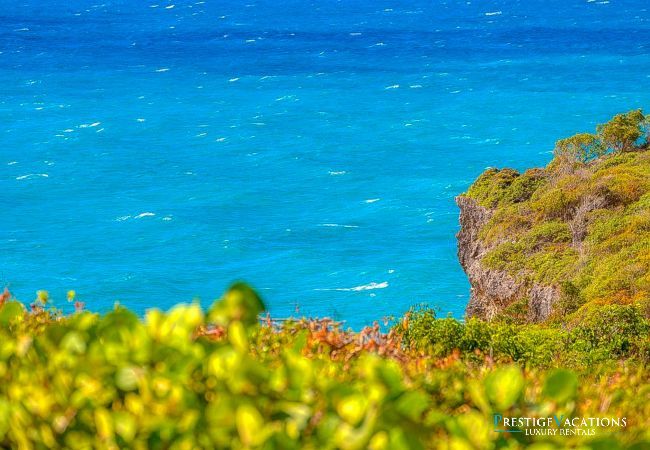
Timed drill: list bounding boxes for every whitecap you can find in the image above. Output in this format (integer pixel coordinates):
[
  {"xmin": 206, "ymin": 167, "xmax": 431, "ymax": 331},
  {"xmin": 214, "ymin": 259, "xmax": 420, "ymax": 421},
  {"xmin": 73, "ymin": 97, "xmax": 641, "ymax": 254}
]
[
  {"xmin": 364, "ymin": 198, "xmax": 380, "ymax": 203},
  {"xmin": 275, "ymin": 95, "xmax": 297, "ymax": 101},
  {"xmin": 328, "ymin": 170, "xmax": 346, "ymax": 175},
  {"xmin": 8, "ymin": 161, "xmax": 18, "ymax": 165},
  {"xmin": 165, "ymin": 4, "xmax": 175, "ymax": 9},
  {"xmin": 315, "ymin": 281, "xmax": 389, "ymax": 292},
  {"xmin": 350, "ymin": 281, "xmax": 388, "ymax": 291},
  {"xmin": 16, "ymin": 173, "xmax": 49, "ymax": 180},
  {"xmin": 384, "ymin": 84, "xmax": 400, "ymax": 90},
  {"xmin": 319, "ymin": 223, "xmax": 359, "ymax": 228},
  {"xmin": 485, "ymin": 11, "xmax": 502, "ymax": 16},
  {"xmin": 216, "ymin": 137, "xmax": 227, "ymax": 142},
  {"xmin": 134, "ymin": 212, "xmax": 156, "ymax": 219},
  {"xmin": 115, "ymin": 215, "xmax": 132, "ymax": 222},
  {"xmin": 136, "ymin": 118, "xmax": 146, "ymax": 122},
  {"xmin": 229, "ymin": 77, "xmax": 240, "ymax": 82},
  {"xmin": 155, "ymin": 68, "xmax": 170, "ymax": 72}
]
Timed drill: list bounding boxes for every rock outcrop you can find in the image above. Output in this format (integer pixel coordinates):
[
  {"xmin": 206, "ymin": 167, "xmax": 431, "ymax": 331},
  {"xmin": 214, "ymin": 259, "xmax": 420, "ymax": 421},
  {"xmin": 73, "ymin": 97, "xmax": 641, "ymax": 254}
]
[
  {"xmin": 455, "ymin": 111, "xmax": 650, "ymax": 323},
  {"xmin": 456, "ymin": 195, "xmax": 560, "ymax": 322}
]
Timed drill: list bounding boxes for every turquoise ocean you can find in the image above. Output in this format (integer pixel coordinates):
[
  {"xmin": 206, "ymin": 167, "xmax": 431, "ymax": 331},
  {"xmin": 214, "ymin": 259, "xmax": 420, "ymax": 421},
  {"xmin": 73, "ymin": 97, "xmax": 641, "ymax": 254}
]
[{"xmin": 2, "ymin": 0, "xmax": 650, "ymax": 327}]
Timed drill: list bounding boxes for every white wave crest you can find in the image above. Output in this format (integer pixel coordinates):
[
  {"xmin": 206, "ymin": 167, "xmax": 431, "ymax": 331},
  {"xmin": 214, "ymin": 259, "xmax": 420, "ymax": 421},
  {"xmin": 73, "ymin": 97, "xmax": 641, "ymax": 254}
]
[
  {"xmin": 315, "ymin": 281, "xmax": 389, "ymax": 292},
  {"xmin": 319, "ymin": 223, "xmax": 359, "ymax": 228},
  {"xmin": 134, "ymin": 212, "xmax": 156, "ymax": 219},
  {"xmin": 16, "ymin": 173, "xmax": 48, "ymax": 180}
]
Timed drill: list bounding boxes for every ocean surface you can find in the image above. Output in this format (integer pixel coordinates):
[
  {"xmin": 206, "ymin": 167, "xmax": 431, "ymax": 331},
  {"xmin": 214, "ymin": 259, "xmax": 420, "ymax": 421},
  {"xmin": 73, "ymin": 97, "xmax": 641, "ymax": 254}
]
[{"xmin": 2, "ymin": 0, "xmax": 650, "ymax": 327}]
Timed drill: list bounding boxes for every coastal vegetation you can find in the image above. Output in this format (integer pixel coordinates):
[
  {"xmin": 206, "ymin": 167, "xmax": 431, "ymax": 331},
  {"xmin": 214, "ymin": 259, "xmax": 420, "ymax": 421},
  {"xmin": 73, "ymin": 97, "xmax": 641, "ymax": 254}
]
[
  {"xmin": 462, "ymin": 109, "xmax": 650, "ymax": 322},
  {"xmin": 0, "ymin": 285, "xmax": 648, "ymax": 449}
]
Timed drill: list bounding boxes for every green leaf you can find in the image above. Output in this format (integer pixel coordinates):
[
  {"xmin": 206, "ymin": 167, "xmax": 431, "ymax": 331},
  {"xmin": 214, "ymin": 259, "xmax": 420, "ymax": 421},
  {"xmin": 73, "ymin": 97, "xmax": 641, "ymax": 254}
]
[
  {"xmin": 94, "ymin": 408, "xmax": 113, "ymax": 440},
  {"xmin": 228, "ymin": 321, "xmax": 249, "ymax": 353},
  {"xmin": 116, "ymin": 366, "xmax": 140, "ymax": 391},
  {"xmin": 114, "ymin": 412, "xmax": 137, "ymax": 442},
  {"xmin": 542, "ymin": 369, "xmax": 578, "ymax": 403},
  {"xmin": 0, "ymin": 302, "xmax": 24, "ymax": 326},
  {"xmin": 236, "ymin": 404, "xmax": 264, "ymax": 446},
  {"xmin": 0, "ymin": 399, "xmax": 10, "ymax": 440},
  {"xmin": 208, "ymin": 283, "xmax": 265, "ymax": 327},
  {"xmin": 484, "ymin": 365, "xmax": 524, "ymax": 411},
  {"xmin": 336, "ymin": 394, "xmax": 367, "ymax": 426},
  {"xmin": 61, "ymin": 331, "xmax": 86, "ymax": 354},
  {"xmin": 395, "ymin": 391, "xmax": 429, "ymax": 421}
]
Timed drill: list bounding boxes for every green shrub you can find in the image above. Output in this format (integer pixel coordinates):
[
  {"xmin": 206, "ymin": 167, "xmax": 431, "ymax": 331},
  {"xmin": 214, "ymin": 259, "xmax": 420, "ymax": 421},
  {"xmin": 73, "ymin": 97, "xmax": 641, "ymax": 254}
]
[
  {"xmin": 554, "ymin": 132, "xmax": 605, "ymax": 164},
  {"xmin": 569, "ymin": 304, "xmax": 649, "ymax": 357},
  {"xmin": 464, "ymin": 168, "xmax": 521, "ymax": 208},
  {"xmin": 0, "ymin": 286, "xmax": 649, "ymax": 448},
  {"xmin": 597, "ymin": 109, "xmax": 649, "ymax": 153}
]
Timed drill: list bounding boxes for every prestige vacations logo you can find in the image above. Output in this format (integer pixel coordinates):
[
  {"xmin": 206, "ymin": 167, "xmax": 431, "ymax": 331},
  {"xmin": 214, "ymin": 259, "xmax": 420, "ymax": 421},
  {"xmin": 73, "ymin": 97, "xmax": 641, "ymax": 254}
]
[{"xmin": 493, "ymin": 414, "xmax": 627, "ymax": 436}]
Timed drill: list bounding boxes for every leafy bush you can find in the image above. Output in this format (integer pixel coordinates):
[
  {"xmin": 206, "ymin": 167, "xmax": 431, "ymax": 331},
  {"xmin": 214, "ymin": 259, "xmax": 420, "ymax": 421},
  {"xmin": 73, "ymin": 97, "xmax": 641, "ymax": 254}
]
[
  {"xmin": 464, "ymin": 168, "xmax": 522, "ymax": 208},
  {"xmin": 0, "ymin": 287, "xmax": 649, "ymax": 449},
  {"xmin": 398, "ymin": 307, "xmax": 649, "ymax": 368},
  {"xmin": 552, "ymin": 109, "xmax": 649, "ymax": 169},
  {"xmin": 597, "ymin": 109, "xmax": 649, "ymax": 153},
  {"xmin": 569, "ymin": 304, "xmax": 650, "ymax": 357},
  {"xmin": 554, "ymin": 132, "xmax": 605, "ymax": 165}
]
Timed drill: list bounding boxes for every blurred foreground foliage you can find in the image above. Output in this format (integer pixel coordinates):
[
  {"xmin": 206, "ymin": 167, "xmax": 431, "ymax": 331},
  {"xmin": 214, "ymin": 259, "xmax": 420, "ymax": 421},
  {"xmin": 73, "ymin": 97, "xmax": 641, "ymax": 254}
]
[{"xmin": 0, "ymin": 285, "xmax": 648, "ymax": 449}]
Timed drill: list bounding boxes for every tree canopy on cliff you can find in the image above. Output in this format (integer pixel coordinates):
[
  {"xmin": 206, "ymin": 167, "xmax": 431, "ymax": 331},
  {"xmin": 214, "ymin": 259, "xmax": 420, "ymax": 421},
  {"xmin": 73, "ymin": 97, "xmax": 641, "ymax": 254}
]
[{"xmin": 552, "ymin": 109, "xmax": 649, "ymax": 168}]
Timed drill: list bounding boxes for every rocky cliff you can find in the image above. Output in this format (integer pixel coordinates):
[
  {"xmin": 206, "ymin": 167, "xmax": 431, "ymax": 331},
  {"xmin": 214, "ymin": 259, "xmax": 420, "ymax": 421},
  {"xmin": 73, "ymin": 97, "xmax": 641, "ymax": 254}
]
[
  {"xmin": 456, "ymin": 195, "xmax": 559, "ymax": 322},
  {"xmin": 455, "ymin": 111, "xmax": 650, "ymax": 323}
]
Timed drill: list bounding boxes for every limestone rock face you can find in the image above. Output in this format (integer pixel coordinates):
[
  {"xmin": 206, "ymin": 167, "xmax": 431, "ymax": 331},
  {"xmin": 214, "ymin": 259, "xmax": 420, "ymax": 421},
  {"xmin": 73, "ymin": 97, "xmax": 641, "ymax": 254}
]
[{"xmin": 455, "ymin": 196, "xmax": 560, "ymax": 322}]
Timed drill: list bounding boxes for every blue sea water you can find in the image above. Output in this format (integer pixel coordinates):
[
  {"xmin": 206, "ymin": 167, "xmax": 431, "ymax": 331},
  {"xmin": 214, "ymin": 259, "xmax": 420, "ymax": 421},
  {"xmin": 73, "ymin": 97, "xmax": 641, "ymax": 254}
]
[{"xmin": 2, "ymin": 0, "xmax": 650, "ymax": 327}]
